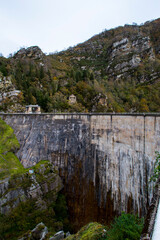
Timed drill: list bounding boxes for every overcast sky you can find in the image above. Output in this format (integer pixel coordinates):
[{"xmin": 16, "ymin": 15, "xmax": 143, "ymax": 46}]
[{"xmin": 0, "ymin": 0, "xmax": 160, "ymax": 57}]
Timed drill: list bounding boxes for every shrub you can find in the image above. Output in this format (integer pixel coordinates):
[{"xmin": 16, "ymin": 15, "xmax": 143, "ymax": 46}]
[
  {"xmin": 150, "ymin": 151, "xmax": 160, "ymax": 182},
  {"xmin": 107, "ymin": 212, "xmax": 144, "ymax": 240}
]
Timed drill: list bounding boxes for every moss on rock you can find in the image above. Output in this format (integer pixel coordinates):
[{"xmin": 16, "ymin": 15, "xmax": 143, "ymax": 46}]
[
  {"xmin": 66, "ymin": 222, "xmax": 107, "ymax": 240},
  {"xmin": 0, "ymin": 117, "xmax": 25, "ymax": 179}
]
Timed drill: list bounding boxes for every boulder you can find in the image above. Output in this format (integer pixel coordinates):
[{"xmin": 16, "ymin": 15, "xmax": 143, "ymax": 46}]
[
  {"xmin": 18, "ymin": 222, "xmax": 48, "ymax": 240},
  {"xmin": 49, "ymin": 230, "xmax": 64, "ymax": 240}
]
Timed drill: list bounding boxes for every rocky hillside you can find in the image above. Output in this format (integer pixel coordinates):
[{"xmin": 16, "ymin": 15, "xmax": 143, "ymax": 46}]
[
  {"xmin": 1, "ymin": 18, "xmax": 160, "ymax": 112},
  {"xmin": 0, "ymin": 160, "xmax": 68, "ymax": 240},
  {"xmin": 17, "ymin": 213, "xmax": 144, "ymax": 240},
  {"xmin": 0, "ymin": 118, "xmax": 70, "ymax": 240}
]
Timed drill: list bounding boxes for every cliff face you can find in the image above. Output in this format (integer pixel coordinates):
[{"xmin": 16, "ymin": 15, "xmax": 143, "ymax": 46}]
[
  {"xmin": 0, "ymin": 161, "xmax": 63, "ymax": 215},
  {"xmin": 106, "ymin": 36, "xmax": 155, "ymax": 79},
  {"xmin": 0, "ymin": 160, "xmax": 66, "ymax": 240},
  {"xmin": 0, "ymin": 113, "xmax": 159, "ymax": 230}
]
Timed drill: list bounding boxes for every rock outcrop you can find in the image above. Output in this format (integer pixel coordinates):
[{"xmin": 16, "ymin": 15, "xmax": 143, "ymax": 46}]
[
  {"xmin": 0, "ymin": 161, "xmax": 63, "ymax": 214},
  {"xmin": 66, "ymin": 222, "xmax": 107, "ymax": 240},
  {"xmin": 14, "ymin": 46, "xmax": 44, "ymax": 60},
  {"xmin": 18, "ymin": 222, "xmax": 48, "ymax": 240},
  {"xmin": 0, "ymin": 73, "xmax": 24, "ymax": 113},
  {"xmin": 18, "ymin": 223, "xmax": 65, "ymax": 240},
  {"xmin": 107, "ymin": 36, "xmax": 155, "ymax": 77}
]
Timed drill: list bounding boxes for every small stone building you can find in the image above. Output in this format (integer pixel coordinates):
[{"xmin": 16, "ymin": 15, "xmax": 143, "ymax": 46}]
[
  {"xmin": 69, "ymin": 94, "xmax": 77, "ymax": 104},
  {"xmin": 25, "ymin": 105, "xmax": 41, "ymax": 114}
]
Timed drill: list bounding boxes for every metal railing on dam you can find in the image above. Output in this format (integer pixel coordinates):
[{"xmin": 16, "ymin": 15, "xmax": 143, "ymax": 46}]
[
  {"xmin": 1, "ymin": 112, "xmax": 160, "ymax": 116},
  {"xmin": 141, "ymin": 178, "xmax": 160, "ymax": 240},
  {"xmin": 152, "ymin": 200, "xmax": 160, "ymax": 240}
]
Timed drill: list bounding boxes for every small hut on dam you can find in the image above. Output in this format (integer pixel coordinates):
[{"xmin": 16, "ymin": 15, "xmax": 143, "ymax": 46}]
[{"xmin": 25, "ymin": 105, "xmax": 41, "ymax": 114}]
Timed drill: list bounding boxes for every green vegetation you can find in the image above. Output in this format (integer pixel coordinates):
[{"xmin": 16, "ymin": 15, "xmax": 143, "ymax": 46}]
[
  {"xmin": 54, "ymin": 193, "xmax": 71, "ymax": 232},
  {"xmin": 150, "ymin": 151, "xmax": 160, "ymax": 182},
  {"xmin": 102, "ymin": 79, "xmax": 160, "ymax": 112},
  {"xmin": 0, "ymin": 117, "xmax": 25, "ymax": 179},
  {"xmin": 0, "ymin": 117, "xmax": 19, "ymax": 153},
  {"xmin": 0, "ymin": 160, "xmax": 70, "ymax": 240},
  {"xmin": 0, "ymin": 193, "xmax": 69, "ymax": 240},
  {"xmin": 66, "ymin": 222, "xmax": 107, "ymax": 240},
  {"xmin": 0, "ymin": 56, "xmax": 10, "ymax": 76},
  {"xmin": 66, "ymin": 213, "xmax": 143, "ymax": 240},
  {"xmin": 10, "ymin": 61, "xmax": 160, "ymax": 113},
  {"xmin": 106, "ymin": 212, "xmax": 144, "ymax": 240}
]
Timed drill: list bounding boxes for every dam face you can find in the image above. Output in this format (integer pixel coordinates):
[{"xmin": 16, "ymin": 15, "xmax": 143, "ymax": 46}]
[{"xmin": 0, "ymin": 113, "xmax": 160, "ymax": 229}]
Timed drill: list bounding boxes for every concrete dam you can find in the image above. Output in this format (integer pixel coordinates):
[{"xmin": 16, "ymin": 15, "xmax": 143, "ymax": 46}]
[{"xmin": 0, "ymin": 113, "xmax": 159, "ymax": 229}]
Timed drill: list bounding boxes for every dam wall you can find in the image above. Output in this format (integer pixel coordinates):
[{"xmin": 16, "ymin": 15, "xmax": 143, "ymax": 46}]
[{"xmin": 0, "ymin": 113, "xmax": 159, "ymax": 229}]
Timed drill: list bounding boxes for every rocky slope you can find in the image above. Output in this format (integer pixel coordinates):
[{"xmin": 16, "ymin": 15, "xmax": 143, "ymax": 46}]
[
  {"xmin": 0, "ymin": 161, "xmax": 63, "ymax": 215},
  {"xmin": 18, "ymin": 213, "xmax": 143, "ymax": 240},
  {"xmin": 0, "ymin": 117, "xmax": 69, "ymax": 240},
  {"xmin": 0, "ymin": 160, "xmax": 66, "ymax": 240},
  {"xmin": 1, "ymin": 18, "xmax": 160, "ymax": 113}
]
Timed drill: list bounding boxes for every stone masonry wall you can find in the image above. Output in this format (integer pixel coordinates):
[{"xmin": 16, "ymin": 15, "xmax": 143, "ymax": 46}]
[{"xmin": 0, "ymin": 113, "xmax": 159, "ymax": 229}]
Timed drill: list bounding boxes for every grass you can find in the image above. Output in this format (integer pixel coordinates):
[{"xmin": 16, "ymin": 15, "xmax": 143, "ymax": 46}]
[
  {"xmin": 66, "ymin": 222, "xmax": 107, "ymax": 240},
  {"xmin": 32, "ymin": 159, "xmax": 51, "ymax": 169},
  {"xmin": 0, "ymin": 152, "xmax": 25, "ymax": 179},
  {"xmin": 0, "ymin": 117, "xmax": 25, "ymax": 179},
  {"xmin": 0, "ymin": 118, "xmax": 19, "ymax": 153}
]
